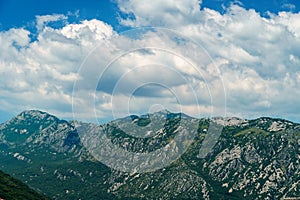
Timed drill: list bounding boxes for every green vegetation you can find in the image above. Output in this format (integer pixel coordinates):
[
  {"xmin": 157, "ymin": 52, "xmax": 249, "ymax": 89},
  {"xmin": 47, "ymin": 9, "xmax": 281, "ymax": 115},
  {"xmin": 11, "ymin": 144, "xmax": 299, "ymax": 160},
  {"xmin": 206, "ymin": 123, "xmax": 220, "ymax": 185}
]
[
  {"xmin": 0, "ymin": 170, "xmax": 49, "ymax": 200},
  {"xmin": 234, "ymin": 127, "xmax": 269, "ymax": 137},
  {"xmin": 0, "ymin": 110, "xmax": 299, "ymax": 199}
]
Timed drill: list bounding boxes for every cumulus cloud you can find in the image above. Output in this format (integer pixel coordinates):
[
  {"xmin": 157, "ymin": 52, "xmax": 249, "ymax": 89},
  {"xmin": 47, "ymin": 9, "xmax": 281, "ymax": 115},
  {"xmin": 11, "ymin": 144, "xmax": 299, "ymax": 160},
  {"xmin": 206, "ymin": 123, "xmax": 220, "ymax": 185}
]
[
  {"xmin": 36, "ymin": 14, "xmax": 68, "ymax": 31},
  {"xmin": 72, "ymin": 28, "xmax": 219, "ymax": 120},
  {"xmin": 117, "ymin": 0, "xmax": 202, "ymax": 27},
  {"xmin": 0, "ymin": 17, "xmax": 115, "ymax": 119},
  {"xmin": 1, "ymin": 2, "xmax": 300, "ymax": 122},
  {"xmin": 116, "ymin": 1, "xmax": 300, "ymax": 121}
]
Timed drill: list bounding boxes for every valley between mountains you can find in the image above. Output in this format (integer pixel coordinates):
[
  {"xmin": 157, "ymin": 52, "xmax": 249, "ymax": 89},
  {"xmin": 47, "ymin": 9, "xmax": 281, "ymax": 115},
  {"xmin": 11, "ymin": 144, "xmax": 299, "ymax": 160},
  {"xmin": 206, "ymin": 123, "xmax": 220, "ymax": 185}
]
[{"xmin": 0, "ymin": 110, "xmax": 299, "ymax": 199}]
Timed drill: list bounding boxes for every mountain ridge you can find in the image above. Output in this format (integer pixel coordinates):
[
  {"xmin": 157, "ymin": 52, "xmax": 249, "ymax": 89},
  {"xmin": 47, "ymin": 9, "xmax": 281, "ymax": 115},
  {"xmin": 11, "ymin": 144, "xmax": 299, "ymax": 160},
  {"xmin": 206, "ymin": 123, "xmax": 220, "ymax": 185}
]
[
  {"xmin": 0, "ymin": 109, "xmax": 299, "ymax": 199},
  {"xmin": 8, "ymin": 109, "xmax": 300, "ymax": 126}
]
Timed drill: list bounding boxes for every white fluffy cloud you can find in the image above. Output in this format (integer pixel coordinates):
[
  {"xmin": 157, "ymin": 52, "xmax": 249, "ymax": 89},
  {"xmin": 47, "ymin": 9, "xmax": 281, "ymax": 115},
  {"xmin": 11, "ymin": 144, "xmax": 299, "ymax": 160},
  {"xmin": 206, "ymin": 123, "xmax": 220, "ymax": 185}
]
[
  {"xmin": 117, "ymin": 1, "xmax": 300, "ymax": 121},
  {"xmin": 117, "ymin": 0, "xmax": 202, "ymax": 27},
  {"xmin": 0, "ymin": 18, "xmax": 115, "ymax": 119},
  {"xmin": 36, "ymin": 14, "xmax": 68, "ymax": 31},
  {"xmin": 1, "ymin": 2, "xmax": 300, "ymax": 122}
]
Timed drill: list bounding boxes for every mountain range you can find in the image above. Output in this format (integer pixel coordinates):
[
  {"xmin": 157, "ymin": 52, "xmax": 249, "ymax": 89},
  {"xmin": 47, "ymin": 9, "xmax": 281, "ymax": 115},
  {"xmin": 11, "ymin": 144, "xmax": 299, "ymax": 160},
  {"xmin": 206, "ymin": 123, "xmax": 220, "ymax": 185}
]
[{"xmin": 0, "ymin": 110, "xmax": 299, "ymax": 199}]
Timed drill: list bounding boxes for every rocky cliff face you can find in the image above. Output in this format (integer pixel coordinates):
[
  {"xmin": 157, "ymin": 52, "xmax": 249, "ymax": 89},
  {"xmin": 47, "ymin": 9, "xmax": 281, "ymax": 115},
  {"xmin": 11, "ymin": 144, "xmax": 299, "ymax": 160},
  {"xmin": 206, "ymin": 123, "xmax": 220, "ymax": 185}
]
[
  {"xmin": 0, "ymin": 110, "xmax": 299, "ymax": 199},
  {"xmin": 204, "ymin": 117, "xmax": 300, "ymax": 199}
]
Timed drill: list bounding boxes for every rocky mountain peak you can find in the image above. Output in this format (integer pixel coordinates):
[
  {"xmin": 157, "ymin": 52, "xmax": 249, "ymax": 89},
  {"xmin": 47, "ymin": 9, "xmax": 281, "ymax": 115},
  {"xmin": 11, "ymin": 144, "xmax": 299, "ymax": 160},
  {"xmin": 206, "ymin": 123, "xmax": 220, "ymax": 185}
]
[
  {"xmin": 0, "ymin": 110, "xmax": 299, "ymax": 199},
  {"xmin": 17, "ymin": 110, "xmax": 60, "ymax": 123},
  {"xmin": 211, "ymin": 116, "xmax": 249, "ymax": 126},
  {"xmin": 0, "ymin": 110, "xmax": 80, "ymax": 152}
]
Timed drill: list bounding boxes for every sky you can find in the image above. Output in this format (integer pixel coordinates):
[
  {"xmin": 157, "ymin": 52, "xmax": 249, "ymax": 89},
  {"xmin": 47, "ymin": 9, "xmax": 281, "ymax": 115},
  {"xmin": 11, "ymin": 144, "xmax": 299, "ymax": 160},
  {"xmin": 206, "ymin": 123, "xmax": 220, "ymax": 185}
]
[{"xmin": 0, "ymin": 0, "xmax": 300, "ymax": 123}]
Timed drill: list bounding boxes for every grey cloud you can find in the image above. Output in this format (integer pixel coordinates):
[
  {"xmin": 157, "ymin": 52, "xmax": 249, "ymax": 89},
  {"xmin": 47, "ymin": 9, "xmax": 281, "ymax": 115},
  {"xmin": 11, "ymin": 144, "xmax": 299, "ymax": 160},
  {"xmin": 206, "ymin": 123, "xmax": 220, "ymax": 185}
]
[{"xmin": 1, "ymin": 2, "xmax": 300, "ymax": 122}]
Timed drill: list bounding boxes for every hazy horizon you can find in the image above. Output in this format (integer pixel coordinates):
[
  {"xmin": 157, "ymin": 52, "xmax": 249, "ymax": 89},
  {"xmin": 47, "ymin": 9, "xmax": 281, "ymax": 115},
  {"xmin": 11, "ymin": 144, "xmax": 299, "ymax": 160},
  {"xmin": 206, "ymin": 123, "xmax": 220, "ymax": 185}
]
[{"xmin": 1, "ymin": 108, "xmax": 299, "ymax": 125}]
